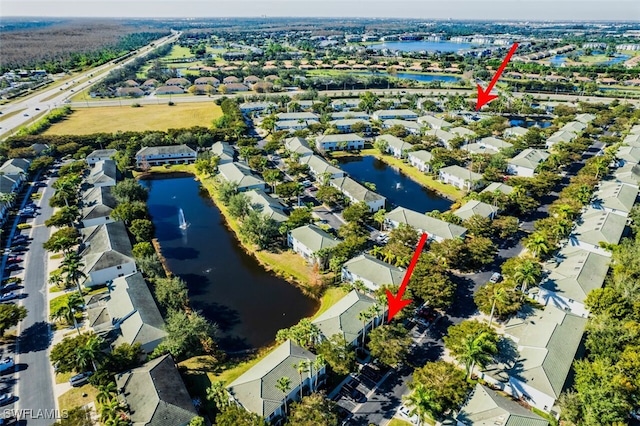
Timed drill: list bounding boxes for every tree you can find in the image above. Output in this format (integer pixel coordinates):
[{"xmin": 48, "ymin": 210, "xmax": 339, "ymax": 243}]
[
  {"xmin": 215, "ymin": 404, "xmax": 267, "ymax": 426},
  {"xmin": 55, "ymin": 407, "xmax": 92, "ymax": 426},
  {"xmin": 493, "ymin": 216, "xmax": 519, "ymax": 240},
  {"xmin": 358, "ymin": 91, "xmax": 379, "ymax": 114},
  {"xmin": 286, "ymin": 207, "xmax": 313, "ymax": 229},
  {"xmin": 316, "ymin": 186, "xmax": 344, "ymax": 207},
  {"xmin": 444, "ymin": 320, "xmax": 499, "ymax": 378},
  {"xmin": 511, "ymin": 256, "xmax": 542, "ymax": 293},
  {"xmin": 45, "ymin": 206, "xmax": 79, "ymax": 227},
  {"xmin": 373, "ymin": 208, "xmax": 386, "ymax": 231},
  {"xmin": 0, "ymin": 304, "xmax": 27, "ymax": 337},
  {"xmin": 206, "ymin": 381, "xmax": 230, "ymax": 412},
  {"xmin": 409, "ymin": 254, "xmax": 456, "ymax": 310},
  {"xmin": 132, "ymin": 241, "xmax": 155, "ymax": 258},
  {"xmin": 316, "ymin": 334, "xmax": 355, "ymax": 375},
  {"xmin": 367, "ymin": 323, "xmax": 412, "ymax": 367},
  {"xmin": 342, "ymin": 201, "xmax": 371, "ymax": 224},
  {"xmin": 50, "ymin": 292, "xmax": 84, "ymax": 332},
  {"xmin": 97, "ymin": 381, "xmax": 118, "ymax": 404},
  {"xmin": 111, "ymin": 201, "xmax": 148, "ymax": 224},
  {"xmin": 43, "ymin": 226, "xmax": 80, "ymax": 253},
  {"xmin": 188, "ymin": 417, "xmax": 206, "ymax": 426},
  {"xmin": 129, "ymin": 219, "xmax": 154, "ymax": 242},
  {"xmin": 275, "ymin": 376, "xmax": 292, "ymax": 414},
  {"xmin": 61, "ymin": 252, "xmax": 86, "ymax": 295},
  {"xmin": 217, "ymin": 181, "xmax": 238, "ymax": 205},
  {"xmin": 239, "ymin": 211, "xmax": 280, "ymax": 249},
  {"xmin": 276, "ymin": 318, "xmax": 321, "ymax": 350},
  {"xmin": 465, "ymin": 236, "xmax": 497, "ymax": 270},
  {"xmin": 358, "ymin": 309, "xmax": 374, "ymax": 348},
  {"xmin": 154, "ymin": 310, "xmax": 219, "ymax": 361},
  {"xmin": 286, "ymin": 392, "xmax": 339, "ymax": 426},
  {"xmin": 408, "ymin": 361, "xmax": 471, "ymax": 422},
  {"xmin": 474, "ymin": 282, "xmax": 521, "ymax": 326},
  {"xmin": 276, "ymin": 181, "xmax": 304, "ymax": 203},
  {"xmin": 112, "ymin": 179, "xmax": 149, "ymax": 203},
  {"xmin": 462, "ymin": 215, "xmax": 493, "ymax": 238},
  {"xmin": 429, "ymin": 238, "xmax": 465, "ymax": 269},
  {"xmin": 293, "ymin": 360, "xmax": 309, "ymax": 399},
  {"xmin": 75, "ymin": 334, "xmax": 106, "ymax": 372},
  {"xmin": 153, "ymin": 276, "xmax": 189, "ymax": 312},
  {"xmin": 103, "ymin": 342, "xmax": 143, "ymax": 373},
  {"xmin": 227, "ymin": 193, "xmax": 251, "ymax": 219},
  {"xmin": 263, "ymin": 168, "xmax": 282, "ymax": 192},
  {"xmin": 373, "ymin": 138, "xmax": 389, "ymax": 154}
]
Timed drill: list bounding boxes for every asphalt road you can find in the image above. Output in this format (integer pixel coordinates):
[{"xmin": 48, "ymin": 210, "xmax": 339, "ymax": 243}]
[{"xmin": 13, "ymin": 176, "xmax": 57, "ymax": 425}]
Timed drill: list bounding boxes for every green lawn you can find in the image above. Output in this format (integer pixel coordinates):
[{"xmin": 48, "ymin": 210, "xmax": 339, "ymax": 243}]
[
  {"xmin": 58, "ymin": 383, "xmax": 98, "ymax": 412},
  {"xmin": 164, "ymin": 45, "xmax": 194, "ymax": 61},
  {"xmin": 311, "ymin": 286, "xmax": 349, "ymax": 320}
]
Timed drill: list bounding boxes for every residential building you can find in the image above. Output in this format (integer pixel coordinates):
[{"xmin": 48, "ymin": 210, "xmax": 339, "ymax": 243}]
[
  {"xmin": 87, "ymin": 160, "xmax": 117, "ymax": 188},
  {"xmin": 504, "ymin": 126, "xmax": 529, "ymax": 138},
  {"xmin": 341, "ymin": 254, "xmax": 404, "ymax": 292},
  {"xmin": 315, "ymin": 133, "xmax": 365, "ymax": 152},
  {"xmin": 218, "ymin": 162, "xmax": 267, "ymax": 192},
  {"xmin": 546, "ymin": 130, "xmax": 577, "ymax": 149},
  {"xmin": 561, "ymin": 121, "xmax": 587, "ymax": 134},
  {"xmin": 372, "ymin": 109, "xmax": 418, "ymax": 121},
  {"xmin": 424, "ymin": 128, "xmax": 456, "ymax": 148},
  {"xmin": 194, "ymin": 76, "xmax": 220, "ymax": 86},
  {"xmin": 382, "ymin": 119, "xmax": 423, "ymax": 135},
  {"xmin": 227, "ymin": 340, "xmax": 324, "ymax": 423},
  {"xmin": 86, "ymin": 149, "xmax": 117, "ymax": 166},
  {"xmin": 211, "ymin": 141, "xmax": 235, "ymax": 164},
  {"xmin": 155, "ymin": 86, "xmax": 184, "ymax": 95},
  {"xmin": 0, "ymin": 158, "xmax": 30, "ymax": 179},
  {"xmin": 453, "ymin": 200, "xmax": 499, "ymax": 221},
  {"xmin": 284, "ymin": 137, "xmax": 314, "ymax": 158},
  {"xmin": 86, "ymin": 272, "xmax": 167, "ymax": 353},
  {"xmin": 135, "ymin": 145, "xmax": 197, "ymax": 167},
  {"xmin": 30, "ymin": 143, "xmax": 50, "ymax": 156},
  {"xmin": 507, "ymin": 149, "xmax": 550, "ymax": 177},
  {"xmin": 623, "ymin": 133, "xmax": 640, "ymax": 147},
  {"xmin": 239, "ymin": 101, "xmax": 276, "ymax": 114},
  {"xmin": 330, "ymin": 176, "xmax": 385, "ymax": 212},
  {"xmin": 80, "ymin": 186, "xmax": 117, "ymax": 228},
  {"xmin": 480, "ymin": 182, "xmax": 514, "ymax": 196},
  {"xmin": 574, "ymin": 113, "xmax": 596, "ymax": 124},
  {"xmin": 377, "ymin": 134, "xmax": 413, "ymax": 158},
  {"xmin": 223, "ymin": 82, "xmax": 250, "ymax": 92},
  {"xmin": 331, "ymin": 111, "xmax": 370, "ymax": 120},
  {"xmin": 417, "ymin": 115, "xmax": 452, "ymax": 130},
  {"xmin": 299, "ymin": 155, "xmax": 346, "ymax": 179},
  {"xmin": 385, "ymin": 206, "xmax": 467, "ymax": 242},
  {"xmin": 312, "ymin": 290, "xmax": 383, "ymax": 346},
  {"xmin": 475, "ymin": 136, "xmax": 513, "ymax": 152},
  {"xmin": 591, "ymin": 181, "xmax": 638, "ymax": 216},
  {"xmin": 246, "ymin": 190, "xmax": 289, "ymax": 223},
  {"xmin": 288, "ymin": 224, "xmax": 340, "ymax": 265},
  {"xmin": 616, "ymin": 146, "xmax": 640, "ymax": 166},
  {"xmin": 613, "ymin": 162, "xmax": 640, "ymax": 187},
  {"xmin": 449, "ymin": 126, "xmax": 476, "ymax": 139},
  {"xmin": 456, "ymin": 384, "xmax": 549, "ymax": 426},
  {"xmin": 569, "ymin": 207, "xmax": 627, "ymax": 256},
  {"xmin": 407, "ymin": 150, "xmax": 433, "ymax": 173},
  {"xmin": 275, "ymin": 119, "xmax": 319, "ymax": 131},
  {"xmin": 331, "ymin": 98, "xmax": 361, "ymax": 111},
  {"xmin": 328, "ymin": 119, "xmax": 371, "ymax": 134},
  {"xmin": 484, "ymin": 306, "xmax": 587, "ymax": 414},
  {"xmin": 80, "ymin": 221, "xmax": 137, "ymax": 287},
  {"xmin": 115, "ymin": 355, "xmax": 198, "ymax": 426},
  {"xmin": 277, "ymin": 112, "xmax": 319, "ymax": 122},
  {"xmin": 165, "ymin": 77, "xmax": 190, "ymax": 87},
  {"xmin": 439, "ymin": 165, "xmax": 483, "ymax": 191},
  {"xmin": 536, "ymin": 246, "xmax": 610, "ymax": 317}
]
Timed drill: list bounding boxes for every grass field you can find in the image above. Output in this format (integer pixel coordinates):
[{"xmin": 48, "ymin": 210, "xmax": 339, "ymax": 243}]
[
  {"xmin": 58, "ymin": 383, "xmax": 99, "ymax": 412},
  {"xmin": 165, "ymin": 45, "xmax": 194, "ymax": 61},
  {"xmin": 44, "ymin": 103, "xmax": 222, "ymax": 135}
]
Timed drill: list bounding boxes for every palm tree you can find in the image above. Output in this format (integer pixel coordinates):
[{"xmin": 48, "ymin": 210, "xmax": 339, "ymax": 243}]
[
  {"xmin": 48, "ymin": 271, "xmax": 65, "ymax": 289},
  {"xmin": 311, "ymin": 356, "xmax": 325, "ymax": 391},
  {"xmin": 75, "ymin": 335, "xmax": 104, "ymax": 372},
  {"xmin": 97, "ymin": 382, "xmax": 117, "ymax": 404},
  {"xmin": 206, "ymin": 381, "xmax": 229, "ymax": 411},
  {"xmin": 524, "ymin": 231, "xmax": 551, "ymax": 259},
  {"xmin": 512, "ymin": 258, "xmax": 541, "ymax": 294},
  {"xmin": 293, "ymin": 361, "xmax": 309, "ymax": 399},
  {"xmin": 275, "ymin": 376, "xmax": 292, "ymax": 414},
  {"xmin": 100, "ymin": 398, "xmax": 122, "ymax": 423},
  {"xmin": 51, "ymin": 292, "xmax": 84, "ymax": 334},
  {"xmin": 404, "ymin": 385, "xmax": 436, "ymax": 425},
  {"xmin": 358, "ymin": 309, "xmax": 374, "ymax": 348},
  {"xmin": 61, "ymin": 252, "xmax": 87, "ymax": 295},
  {"xmin": 458, "ymin": 331, "xmax": 498, "ymax": 379},
  {"xmin": 487, "ymin": 285, "xmax": 511, "ymax": 327}
]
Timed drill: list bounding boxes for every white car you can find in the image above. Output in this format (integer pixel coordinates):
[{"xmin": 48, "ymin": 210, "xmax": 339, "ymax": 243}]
[
  {"xmin": 397, "ymin": 405, "xmax": 420, "ymax": 425},
  {"xmin": 0, "ymin": 393, "xmax": 13, "ymax": 406}
]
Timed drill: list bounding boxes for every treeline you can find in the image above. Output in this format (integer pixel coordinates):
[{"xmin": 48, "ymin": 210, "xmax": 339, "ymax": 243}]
[
  {"xmin": 15, "ymin": 106, "xmax": 72, "ymax": 137},
  {"xmin": 0, "ymin": 20, "xmax": 169, "ymax": 73}
]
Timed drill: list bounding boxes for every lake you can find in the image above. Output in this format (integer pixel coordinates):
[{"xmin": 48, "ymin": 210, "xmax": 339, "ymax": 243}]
[
  {"xmin": 370, "ymin": 40, "xmax": 474, "ymax": 53},
  {"xmin": 383, "ymin": 72, "xmax": 461, "ymax": 83},
  {"xmin": 336, "ymin": 156, "xmax": 453, "ymax": 213},
  {"xmin": 142, "ymin": 174, "xmax": 318, "ymax": 351}
]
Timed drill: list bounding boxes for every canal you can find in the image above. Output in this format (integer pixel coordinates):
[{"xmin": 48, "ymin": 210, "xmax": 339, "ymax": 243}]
[
  {"xmin": 336, "ymin": 156, "xmax": 453, "ymax": 213},
  {"xmin": 142, "ymin": 174, "xmax": 318, "ymax": 351}
]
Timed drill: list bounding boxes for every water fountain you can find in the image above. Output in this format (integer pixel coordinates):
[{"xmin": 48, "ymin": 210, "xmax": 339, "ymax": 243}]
[{"xmin": 178, "ymin": 208, "xmax": 188, "ymax": 230}]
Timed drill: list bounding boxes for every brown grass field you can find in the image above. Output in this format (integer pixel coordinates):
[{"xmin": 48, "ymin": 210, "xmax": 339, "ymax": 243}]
[{"xmin": 44, "ymin": 103, "xmax": 222, "ymax": 135}]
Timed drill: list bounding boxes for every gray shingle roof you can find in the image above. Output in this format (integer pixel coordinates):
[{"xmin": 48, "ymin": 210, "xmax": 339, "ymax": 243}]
[
  {"xmin": 450, "ymin": 126, "xmax": 476, "ymax": 137},
  {"xmin": 376, "ymin": 134, "xmax": 413, "ymax": 151},
  {"xmin": 613, "ymin": 162, "xmax": 640, "ymax": 186},
  {"xmin": 541, "ymin": 246, "xmax": 610, "ymax": 303},
  {"xmin": 328, "ymin": 119, "xmax": 370, "ymax": 128},
  {"xmin": 316, "ymin": 133, "xmax": 365, "ymax": 144},
  {"xmin": 80, "ymin": 222, "xmax": 134, "ymax": 275},
  {"xmin": 408, "ymin": 150, "xmax": 433, "ymax": 163},
  {"xmin": 342, "ymin": 254, "xmax": 405, "ymax": 288},
  {"xmin": 453, "ymin": 200, "xmax": 499, "ymax": 221},
  {"xmin": 417, "ymin": 115, "xmax": 452, "ymax": 129},
  {"xmin": 456, "ymin": 384, "xmax": 549, "ymax": 426},
  {"xmin": 383, "ymin": 119, "xmax": 422, "ymax": 131},
  {"xmin": 87, "ymin": 160, "xmax": 117, "ymax": 186},
  {"xmin": 571, "ymin": 207, "xmax": 627, "ymax": 246},
  {"xmin": 136, "ymin": 144, "xmax": 196, "ymax": 157},
  {"xmin": 503, "ymin": 306, "xmax": 587, "ymax": 398},
  {"xmin": 508, "ymin": 149, "xmax": 550, "ymax": 170},
  {"xmin": 479, "ymin": 136, "xmax": 513, "ymax": 150},
  {"xmin": 246, "ymin": 190, "xmax": 289, "ymax": 223},
  {"xmin": 617, "ymin": 146, "xmax": 640, "ymax": 164},
  {"xmin": 312, "ymin": 290, "xmax": 379, "ymax": 343},
  {"xmin": 211, "ymin": 142, "xmax": 234, "ymax": 162},
  {"xmin": 330, "ymin": 111, "xmax": 370, "ymax": 120},
  {"xmin": 481, "ymin": 182, "xmax": 514, "ymax": 195},
  {"xmin": 227, "ymin": 340, "xmax": 317, "ymax": 418},
  {"xmin": 81, "ymin": 186, "xmax": 117, "ymax": 221},
  {"xmin": 385, "ymin": 206, "xmax": 467, "ymax": 240},
  {"xmin": 330, "ymin": 176, "xmax": 385, "ymax": 204},
  {"xmin": 289, "ymin": 224, "xmax": 340, "ymax": 252},
  {"xmin": 217, "ymin": 162, "xmax": 266, "ymax": 190},
  {"xmin": 373, "ymin": 109, "xmax": 418, "ymax": 119},
  {"xmin": 439, "ymin": 165, "xmax": 483, "ymax": 182},
  {"xmin": 87, "ymin": 149, "xmax": 117, "ymax": 160},
  {"xmin": 0, "ymin": 158, "xmax": 30, "ymax": 175},
  {"xmin": 284, "ymin": 137, "xmax": 314, "ymax": 157},
  {"xmin": 116, "ymin": 354, "xmax": 197, "ymax": 426},
  {"xmin": 299, "ymin": 155, "xmax": 344, "ymax": 177},
  {"xmin": 424, "ymin": 128, "xmax": 455, "ymax": 143},
  {"xmin": 592, "ymin": 181, "xmax": 638, "ymax": 213},
  {"xmin": 277, "ymin": 112, "xmax": 319, "ymax": 121}
]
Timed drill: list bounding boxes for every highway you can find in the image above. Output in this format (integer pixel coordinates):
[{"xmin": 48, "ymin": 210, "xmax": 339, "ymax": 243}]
[{"xmin": 0, "ymin": 31, "xmax": 181, "ymax": 139}]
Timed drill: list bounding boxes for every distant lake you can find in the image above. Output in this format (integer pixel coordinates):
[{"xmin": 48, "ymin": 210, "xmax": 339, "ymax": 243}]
[
  {"xmin": 370, "ymin": 40, "xmax": 474, "ymax": 53},
  {"xmin": 336, "ymin": 156, "xmax": 453, "ymax": 213},
  {"xmin": 383, "ymin": 72, "xmax": 461, "ymax": 83},
  {"xmin": 142, "ymin": 174, "xmax": 318, "ymax": 351}
]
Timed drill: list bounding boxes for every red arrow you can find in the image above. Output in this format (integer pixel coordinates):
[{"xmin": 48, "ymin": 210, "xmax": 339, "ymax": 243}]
[
  {"xmin": 475, "ymin": 42, "xmax": 519, "ymax": 110},
  {"xmin": 386, "ymin": 233, "xmax": 428, "ymax": 322}
]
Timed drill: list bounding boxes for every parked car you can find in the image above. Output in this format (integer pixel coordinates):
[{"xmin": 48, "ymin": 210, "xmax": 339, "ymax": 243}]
[
  {"xmin": 4, "ymin": 264, "xmax": 21, "ymax": 272},
  {"xmin": 0, "ymin": 292, "xmax": 17, "ymax": 302},
  {"xmin": 416, "ymin": 305, "xmax": 438, "ymax": 325},
  {"xmin": 490, "ymin": 272, "xmax": 502, "ymax": 283},
  {"xmin": 6, "ymin": 257, "xmax": 22, "ymax": 264},
  {"xmin": 69, "ymin": 372, "xmax": 93, "ymax": 387},
  {"xmin": 0, "ymin": 358, "xmax": 14, "ymax": 373},
  {"xmin": 12, "ymin": 235, "xmax": 28, "ymax": 243},
  {"xmin": 397, "ymin": 405, "xmax": 420, "ymax": 425},
  {"xmin": 0, "ymin": 393, "xmax": 13, "ymax": 406},
  {"xmin": 301, "ymin": 180, "xmax": 313, "ymax": 188}
]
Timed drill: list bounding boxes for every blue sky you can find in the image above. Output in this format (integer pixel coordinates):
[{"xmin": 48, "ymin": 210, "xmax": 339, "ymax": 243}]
[{"xmin": 2, "ymin": 0, "xmax": 639, "ymax": 21}]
